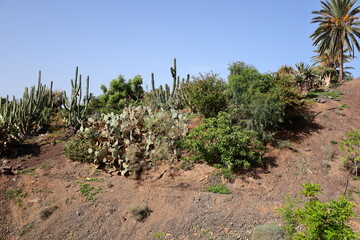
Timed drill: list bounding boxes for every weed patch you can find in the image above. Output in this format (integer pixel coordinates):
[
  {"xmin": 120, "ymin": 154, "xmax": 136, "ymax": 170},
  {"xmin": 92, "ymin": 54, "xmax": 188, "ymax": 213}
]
[
  {"xmin": 207, "ymin": 184, "xmax": 230, "ymax": 194},
  {"xmin": 79, "ymin": 183, "xmax": 101, "ymax": 201},
  {"xmin": 5, "ymin": 188, "xmax": 27, "ymax": 206},
  {"xmin": 18, "ymin": 168, "xmax": 37, "ymax": 175}
]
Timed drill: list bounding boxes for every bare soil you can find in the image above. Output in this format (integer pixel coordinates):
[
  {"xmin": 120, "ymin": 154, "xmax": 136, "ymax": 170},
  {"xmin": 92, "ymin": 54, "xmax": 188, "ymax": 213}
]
[{"xmin": 1, "ymin": 79, "xmax": 360, "ymax": 240}]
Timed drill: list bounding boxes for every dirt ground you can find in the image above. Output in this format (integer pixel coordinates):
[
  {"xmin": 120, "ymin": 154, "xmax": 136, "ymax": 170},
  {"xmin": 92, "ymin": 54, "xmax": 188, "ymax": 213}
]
[{"xmin": 1, "ymin": 79, "xmax": 360, "ymax": 240}]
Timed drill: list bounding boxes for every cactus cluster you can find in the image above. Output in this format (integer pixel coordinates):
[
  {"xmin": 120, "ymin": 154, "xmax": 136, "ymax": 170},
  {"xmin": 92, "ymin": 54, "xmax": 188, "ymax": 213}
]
[
  {"xmin": 0, "ymin": 71, "xmax": 53, "ymax": 154},
  {"xmin": 63, "ymin": 67, "xmax": 91, "ymax": 128},
  {"xmin": 18, "ymin": 71, "xmax": 53, "ymax": 135},
  {"xmin": 0, "ymin": 95, "xmax": 18, "ymax": 125},
  {"xmin": 80, "ymin": 106, "xmax": 188, "ymax": 177},
  {"xmin": 149, "ymin": 58, "xmax": 189, "ymax": 110},
  {"xmin": 0, "ymin": 71, "xmax": 53, "ymax": 135}
]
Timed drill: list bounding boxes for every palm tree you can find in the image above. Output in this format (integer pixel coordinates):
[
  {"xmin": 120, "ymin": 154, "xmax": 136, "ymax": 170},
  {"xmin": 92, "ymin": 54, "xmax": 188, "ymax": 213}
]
[
  {"xmin": 295, "ymin": 62, "xmax": 319, "ymax": 92},
  {"xmin": 310, "ymin": 0, "xmax": 360, "ymax": 82},
  {"xmin": 277, "ymin": 65, "xmax": 295, "ymax": 76},
  {"xmin": 312, "ymin": 49, "xmax": 353, "ymax": 86}
]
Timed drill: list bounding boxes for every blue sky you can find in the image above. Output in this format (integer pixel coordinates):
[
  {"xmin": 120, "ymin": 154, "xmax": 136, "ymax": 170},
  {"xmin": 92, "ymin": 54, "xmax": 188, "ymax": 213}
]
[{"xmin": 1, "ymin": 0, "xmax": 359, "ymax": 98}]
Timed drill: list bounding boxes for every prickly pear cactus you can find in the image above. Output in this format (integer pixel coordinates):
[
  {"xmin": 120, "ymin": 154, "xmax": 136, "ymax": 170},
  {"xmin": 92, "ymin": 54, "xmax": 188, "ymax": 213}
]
[
  {"xmin": 82, "ymin": 106, "xmax": 188, "ymax": 177},
  {"xmin": 0, "ymin": 120, "xmax": 20, "ymax": 156}
]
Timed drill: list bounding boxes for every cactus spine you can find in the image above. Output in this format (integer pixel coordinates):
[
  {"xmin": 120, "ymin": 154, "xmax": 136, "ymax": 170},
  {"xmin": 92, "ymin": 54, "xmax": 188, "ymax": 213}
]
[
  {"xmin": 63, "ymin": 67, "xmax": 91, "ymax": 128},
  {"xmin": 150, "ymin": 58, "xmax": 189, "ymax": 110}
]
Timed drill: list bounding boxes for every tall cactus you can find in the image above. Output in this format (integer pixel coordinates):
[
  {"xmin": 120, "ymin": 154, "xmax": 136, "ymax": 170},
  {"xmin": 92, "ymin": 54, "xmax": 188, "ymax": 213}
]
[
  {"xmin": 150, "ymin": 58, "xmax": 190, "ymax": 110},
  {"xmin": 0, "ymin": 95, "xmax": 18, "ymax": 125},
  {"xmin": 63, "ymin": 67, "xmax": 91, "ymax": 128},
  {"xmin": 17, "ymin": 71, "xmax": 53, "ymax": 135}
]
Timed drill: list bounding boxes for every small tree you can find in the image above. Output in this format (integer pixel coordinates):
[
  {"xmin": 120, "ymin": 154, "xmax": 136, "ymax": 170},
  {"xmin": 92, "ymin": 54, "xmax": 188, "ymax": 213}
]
[
  {"xmin": 97, "ymin": 75, "xmax": 144, "ymax": 113},
  {"xmin": 181, "ymin": 72, "xmax": 227, "ymax": 118},
  {"xmin": 278, "ymin": 183, "xmax": 358, "ymax": 239}
]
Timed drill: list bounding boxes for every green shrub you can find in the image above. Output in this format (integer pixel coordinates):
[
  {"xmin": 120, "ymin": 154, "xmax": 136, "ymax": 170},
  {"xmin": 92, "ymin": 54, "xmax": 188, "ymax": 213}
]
[
  {"xmin": 207, "ymin": 184, "xmax": 230, "ymax": 194},
  {"xmin": 181, "ymin": 72, "xmax": 227, "ymax": 118},
  {"xmin": 278, "ymin": 183, "xmax": 358, "ymax": 240},
  {"xmin": 62, "ymin": 132, "xmax": 97, "ymax": 163},
  {"xmin": 340, "ymin": 130, "xmax": 360, "ymax": 176},
  {"xmin": 227, "ymin": 64, "xmax": 302, "ymax": 141},
  {"xmin": 96, "ymin": 74, "xmax": 144, "ymax": 114},
  {"xmin": 184, "ymin": 112, "xmax": 264, "ymax": 170}
]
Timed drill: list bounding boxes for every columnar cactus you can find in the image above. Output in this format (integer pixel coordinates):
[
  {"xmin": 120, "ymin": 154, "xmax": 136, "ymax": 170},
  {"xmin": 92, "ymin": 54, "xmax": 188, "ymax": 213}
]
[
  {"xmin": 17, "ymin": 71, "xmax": 53, "ymax": 135},
  {"xmin": 150, "ymin": 58, "xmax": 190, "ymax": 110},
  {"xmin": 63, "ymin": 67, "xmax": 91, "ymax": 128},
  {"xmin": 0, "ymin": 95, "xmax": 18, "ymax": 125},
  {"xmin": 0, "ymin": 71, "xmax": 53, "ymax": 136}
]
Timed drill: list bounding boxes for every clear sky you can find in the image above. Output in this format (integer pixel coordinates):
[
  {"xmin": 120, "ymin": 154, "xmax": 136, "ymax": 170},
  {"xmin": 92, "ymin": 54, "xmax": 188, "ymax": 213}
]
[{"xmin": 1, "ymin": 0, "xmax": 359, "ymax": 98}]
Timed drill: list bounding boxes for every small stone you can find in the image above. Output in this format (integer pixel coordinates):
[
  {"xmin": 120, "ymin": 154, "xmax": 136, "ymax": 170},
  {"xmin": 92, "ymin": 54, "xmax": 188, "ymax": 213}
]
[
  {"xmin": 14, "ymin": 164, "xmax": 23, "ymax": 171},
  {"xmin": 304, "ymin": 148, "xmax": 311, "ymax": 152},
  {"xmin": 1, "ymin": 166, "xmax": 14, "ymax": 175}
]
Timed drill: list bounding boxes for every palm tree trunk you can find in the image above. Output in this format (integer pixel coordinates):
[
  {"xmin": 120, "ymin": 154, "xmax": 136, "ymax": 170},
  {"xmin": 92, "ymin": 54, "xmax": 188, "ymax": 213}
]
[{"xmin": 339, "ymin": 41, "xmax": 344, "ymax": 82}]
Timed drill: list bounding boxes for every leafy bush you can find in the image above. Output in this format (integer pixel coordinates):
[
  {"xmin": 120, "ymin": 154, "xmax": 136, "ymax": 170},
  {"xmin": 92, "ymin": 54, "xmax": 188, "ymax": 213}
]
[
  {"xmin": 62, "ymin": 132, "xmax": 97, "ymax": 163},
  {"xmin": 96, "ymin": 75, "xmax": 144, "ymax": 113},
  {"xmin": 278, "ymin": 183, "xmax": 358, "ymax": 239},
  {"xmin": 181, "ymin": 72, "xmax": 227, "ymax": 118},
  {"xmin": 270, "ymin": 75, "xmax": 302, "ymax": 121},
  {"xmin": 184, "ymin": 112, "xmax": 264, "ymax": 170},
  {"xmin": 227, "ymin": 63, "xmax": 302, "ymax": 141},
  {"xmin": 340, "ymin": 130, "xmax": 360, "ymax": 176}
]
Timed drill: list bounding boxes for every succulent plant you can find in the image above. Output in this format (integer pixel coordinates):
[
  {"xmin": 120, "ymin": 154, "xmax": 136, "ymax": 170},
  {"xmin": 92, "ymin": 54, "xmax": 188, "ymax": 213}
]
[
  {"xmin": 17, "ymin": 71, "xmax": 53, "ymax": 135},
  {"xmin": 80, "ymin": 106, "xmax": 188, "ymax": 177},
  {"xmin": 63, "ymin": 67, "xmax": 91, "ymax": 128},
  {"xmin": 149, "ymin": 58, "xmax": 190, "ymax": 110},
  {"xmin": 0, "ymin": 71, "xmax": 53, "ymax": 135}
]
